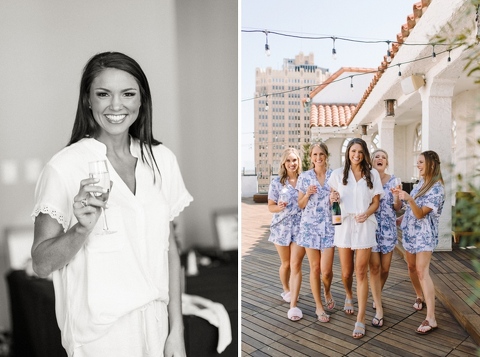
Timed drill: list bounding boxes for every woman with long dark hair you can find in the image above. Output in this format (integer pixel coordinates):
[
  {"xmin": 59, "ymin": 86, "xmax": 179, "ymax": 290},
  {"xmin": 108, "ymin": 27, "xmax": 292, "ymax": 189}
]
[
  {"xmin": 395, "ymin": 150, "xmax": 445, "ymax": 334},
  {"xmin": 327, "ymin": 138, "xmax": 383, "ymax": 339},
  {"xmin": 31, "ymin": 52, "xmax": 192, "ymax": 356}
]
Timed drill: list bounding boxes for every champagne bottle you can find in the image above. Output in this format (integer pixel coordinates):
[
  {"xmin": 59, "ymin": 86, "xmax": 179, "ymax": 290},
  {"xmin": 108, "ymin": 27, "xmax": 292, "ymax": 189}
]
[{"xmin": 332, "ymin": 201, "xmax": 342, "ymax": 225}]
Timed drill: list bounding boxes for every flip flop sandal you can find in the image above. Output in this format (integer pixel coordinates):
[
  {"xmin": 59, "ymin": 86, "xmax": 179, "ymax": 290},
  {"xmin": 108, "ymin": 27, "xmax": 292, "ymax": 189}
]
[
  {"xmin": 316, "ymin": 311, "xmax": 330, "ymax": 323},
  {"xmin": 371, "ymin": 316, "xmax": 384, "ymax": 328},
  {"xmin": 352, "ymin": 322, "xmax": 365, "ymax": 339},
  {"xmin": 287, "ymin": 307, "xmax": 303, "ymax": 321},
  {"xmin": 416, "ymin": 320, "xmax": 438, "ymax": 334},
  {"xmin": 413, "ymin": 297, "xmax": 424, "ymax": 311},
  {"xmin": 343, "ymin": 298, "xmax": 354, "ymax": 315},
  {"xmin": 325, "ymin": 297, "xmax": 336, "ymax": 311}
]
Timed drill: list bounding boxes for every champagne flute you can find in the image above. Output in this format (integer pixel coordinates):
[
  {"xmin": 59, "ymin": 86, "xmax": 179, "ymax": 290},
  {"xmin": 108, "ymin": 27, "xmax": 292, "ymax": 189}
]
[
  {"xmin": 393, "ymin": 177, "xmax": 402, "ymax": 190},
  {"xmin": 89, "ymin": 160, "xmax": 115, "ymax": 234},
  {"xmin": 392, "ymin": 177, "xmax": 407, "ymax": 210}
]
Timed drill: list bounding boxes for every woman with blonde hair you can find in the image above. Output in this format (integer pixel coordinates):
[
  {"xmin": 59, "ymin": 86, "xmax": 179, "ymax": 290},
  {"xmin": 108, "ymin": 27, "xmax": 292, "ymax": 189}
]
[
  {"xmin": 296, "ymin": 142, "xmax": 335, "ymax": 323},
  {"xmin": 395, "ymin": 150, "xmax": 445, "ymax": 334},
  {"xmin": 369, "ymin": 149, "xmax": 402, "ymax": 328},
  {"xmin": 267, "ymin": 148, "xmax": 305, "ymax": 319}
]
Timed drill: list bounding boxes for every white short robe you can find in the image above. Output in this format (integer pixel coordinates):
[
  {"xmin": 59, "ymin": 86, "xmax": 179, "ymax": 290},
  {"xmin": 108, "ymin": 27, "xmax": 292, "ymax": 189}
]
[
  {"xmin": 31, "ymin": 138, "xmax": 193, "ymax": 356},
  {"xmin": 327, "ymin": 168, "xmax": 384, "ymax": 249}
]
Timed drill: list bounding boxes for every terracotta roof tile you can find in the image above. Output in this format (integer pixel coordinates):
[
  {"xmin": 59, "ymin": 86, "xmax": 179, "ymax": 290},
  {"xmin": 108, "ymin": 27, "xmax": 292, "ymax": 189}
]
[
  {"xmin": 309, "ymin": 104, "xmax": 356, "ymax": 128},
  {"xmin": 346, "ymin": 0, "xmax": 431, "ymax": 125},
  {"xmin": 307, "ymin": 1, "xmax": 430, "ymax": 129}
]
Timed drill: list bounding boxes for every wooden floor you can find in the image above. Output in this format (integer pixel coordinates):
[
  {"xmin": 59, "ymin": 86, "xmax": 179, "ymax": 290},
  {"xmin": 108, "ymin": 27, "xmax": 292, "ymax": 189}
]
[{"xmin": 241, "ymin": 198, "xmax": 479, "ymax": 356}]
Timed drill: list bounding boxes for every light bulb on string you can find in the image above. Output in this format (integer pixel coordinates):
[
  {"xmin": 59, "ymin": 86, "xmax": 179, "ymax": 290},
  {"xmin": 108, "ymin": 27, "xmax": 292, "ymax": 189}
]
[
  {"xmin": 447, "ymin": 49, "xmax": 451, "ymax": 62},
  {"xmin": 264, "ymin": 30, "xmax": 271, "ymax": 57},
  {"xmin": 331, "ymin": 37, "xmax": 337, "ymax": 60},
  {"xmin": 386, "ymin": 41, "xmax": 392, "ymax": 63},
  {"xmin": 265, "ymin": 94, "xmax": 269, "ymax": 111},
  {"xmin": 431, "ymin": 44, "xmax": 437, "ymax": 62},
  {"xmin": 397, "ymin": 64, "xmax": 402, "ymax": 76},
  {"xmin": 350, "ymin": 76, "xmax": 354, "ymax": 92}
]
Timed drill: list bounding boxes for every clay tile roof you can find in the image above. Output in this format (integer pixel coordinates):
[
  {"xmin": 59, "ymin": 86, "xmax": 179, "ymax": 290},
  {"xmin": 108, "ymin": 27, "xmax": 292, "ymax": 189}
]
[
  {"xmin": 309, "ymin": 104, "xmax": 357, "ymax": 128},
  {"xmin": 346, "ymin": 0, "xmax": 431, "ymax": 125},
  {"xmin": 306, "ymin": 67, "xmax": 373, "ymax": 128}
]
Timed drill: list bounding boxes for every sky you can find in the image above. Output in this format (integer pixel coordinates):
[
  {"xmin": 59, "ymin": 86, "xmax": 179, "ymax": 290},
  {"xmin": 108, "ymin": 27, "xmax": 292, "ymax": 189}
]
[{"xmin": 241, "ymin": 0, "xmax": 417, "ymax": 171}]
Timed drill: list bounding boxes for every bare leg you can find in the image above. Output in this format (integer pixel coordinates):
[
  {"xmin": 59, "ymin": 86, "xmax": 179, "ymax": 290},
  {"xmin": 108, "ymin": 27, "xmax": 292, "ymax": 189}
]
[
  {"xmin": 405, "ymin": 251, "xmax": 424, "ymax": 307},
  {"xmin": 305, "ymin": 248, "xmax": 326, "ymax": 318},
  {"xmin": 289, "ymin": 243, "xmax": 305, "ymax": 309},
  {"xmin": 415, "ymin": 251, "xmax": 437, "ymax": 332},
  {"xmin": 355, "ymin": 248, "xmax": 371, "ymax": 329},
  {"xmin": 321, "ymin": 247, "xmax": 335, "ymax": 309},
  {"xmin": 380, "ymin": 251, "xmax": 393, "ymax": 289},
  {"xmin": 274, "ymin": 244, "xmax": 291, "ymax": 293},
  {"xmin": 338, "ymin": 247, "xmax": 354, "ymax": 314},
  {"xmin": 369, "ymin": 251, "xmax": 383, "ymax": 322}
]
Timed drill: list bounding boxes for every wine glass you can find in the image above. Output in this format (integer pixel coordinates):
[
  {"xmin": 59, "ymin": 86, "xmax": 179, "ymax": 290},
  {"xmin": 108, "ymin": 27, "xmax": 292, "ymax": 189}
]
[
  {"xmin": 392, "ymin": 177, "xmax": 407, "ymax": 210},
  {"xmin": 278, "ymin": 188, "xmax": 289, "ymax": 208},
  {"xmin": 393, "ymin": 177, "xmax": 402, "ymax": 190},
  {"xmin": 89, "ymin": 160, "xmax": 115, "ymax": 234}
]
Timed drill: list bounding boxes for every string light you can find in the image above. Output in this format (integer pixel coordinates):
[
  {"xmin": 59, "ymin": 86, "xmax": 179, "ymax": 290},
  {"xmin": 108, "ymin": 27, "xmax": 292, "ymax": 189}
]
[
  {"xmin": 242, "ymin": 28, "xmax": 458, "ymax": 48},
  {"xmin": 350, "ymin": 76, "xmax": 354, "ymax": 91},
  {"xmin": 448, "ymin": 49, "xmax": 452, "ymax": 62},
  {"xmin": 386, "ymin": 40, "xmax": 392, "ymax": 63},
  {"xmin": 431, "ymin": 44, "xmax": 437, "ymax": 62},
  {"xmin": 397, "ymin": 64, "xmax": 402, "ymax": 76},
  {"xmin": 265, "ymin": 95, "xmax": 269, "ymax": 111},
  {"xmin": 264, "ymin": 30, "xmax": 270, "ymax": 57},
  {"xmin": 243, "ymin": 44, "xmax": 461, "ymax": 104},
  {"xmin": 331, "ymin": 37, "xmax": 337, "ymax": 60}
]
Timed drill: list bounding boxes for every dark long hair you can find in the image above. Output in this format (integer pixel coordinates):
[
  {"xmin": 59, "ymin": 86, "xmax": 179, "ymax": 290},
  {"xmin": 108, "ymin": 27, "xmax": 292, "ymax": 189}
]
[
  {"xmin": 68, "ymin": 52, "xmax": 161, "ymax": 180},
  {"xmin": 342, "ymin": 138, "xmax": 373, "ymax": 189}
]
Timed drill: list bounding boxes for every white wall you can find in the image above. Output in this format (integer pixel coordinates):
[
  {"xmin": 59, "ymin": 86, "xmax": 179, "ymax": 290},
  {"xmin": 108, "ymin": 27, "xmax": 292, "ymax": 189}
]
[
  {"xmin": 242, "ymin": 175, "xmax": 258, "ymax": 198},
  {"xmin": 323, "ymin": 138, "xmax": 345, "ymax": 170},
  {"xmin": 175, "ymin": 0, "xmax": 238, "ymax": 250},
  {"xmin": 0, "ymin": 0, "xmax": 238, "ymax": 330}
]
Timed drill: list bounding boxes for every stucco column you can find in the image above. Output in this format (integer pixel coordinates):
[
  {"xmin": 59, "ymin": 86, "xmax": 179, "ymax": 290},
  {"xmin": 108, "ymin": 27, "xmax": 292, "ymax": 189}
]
[
  {"xmin": 420, "ymin": 78, "xmax": 455, "ymax": 251},
  {"xmin": 377, "ymin": 117, "xmax": 396, "ymax": 174},
  {"xmin": 362, "ymin": 134, "xmax": 372, "ymax": 152}
]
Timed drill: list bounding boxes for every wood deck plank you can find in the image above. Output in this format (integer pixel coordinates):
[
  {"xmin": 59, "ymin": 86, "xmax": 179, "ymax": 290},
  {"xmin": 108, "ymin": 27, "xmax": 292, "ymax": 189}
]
[{"xmin": 241, "ymin": 199, "xmax": 479, "ymax": 356}]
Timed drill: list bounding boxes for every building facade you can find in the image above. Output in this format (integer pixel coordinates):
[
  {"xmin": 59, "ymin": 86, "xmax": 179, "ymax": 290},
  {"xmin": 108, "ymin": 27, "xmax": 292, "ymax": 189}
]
[
  {"xmin": 254, "ymin": 52, "xmax": 328, "ymax": 192},
  {"xmin": 309, "ymin": 0, "xmax": 480, "ymax": 251}
]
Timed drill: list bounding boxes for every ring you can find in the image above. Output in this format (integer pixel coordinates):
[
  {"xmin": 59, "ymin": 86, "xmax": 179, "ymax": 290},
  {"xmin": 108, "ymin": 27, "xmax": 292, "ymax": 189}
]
[{"xmin": 81, "ymin": 198, "xmax": 88, "ymax": 207}]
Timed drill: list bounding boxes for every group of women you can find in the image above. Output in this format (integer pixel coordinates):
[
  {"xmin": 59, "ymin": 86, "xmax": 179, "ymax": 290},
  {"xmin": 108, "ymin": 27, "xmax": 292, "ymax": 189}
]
[{"xmin": 267, "ymin": 138, "xmax": 445, "ymax": 339}]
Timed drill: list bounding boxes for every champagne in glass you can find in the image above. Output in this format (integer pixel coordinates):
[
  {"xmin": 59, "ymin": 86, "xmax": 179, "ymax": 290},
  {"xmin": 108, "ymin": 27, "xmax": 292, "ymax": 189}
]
[
  {"xmin": 393, "ymin": 177, "xmax": 402, "ymax": 190},
  {"xmin": 392, "ymin": 177, "xmax": 407, "ymax": 210},
  {"xmin": 278, "ymin": 187, "xmax": 289, "ymax": 207},
  {"xmin": 89, "ymin": 160, "xmax": 115, "ymax": 234}
]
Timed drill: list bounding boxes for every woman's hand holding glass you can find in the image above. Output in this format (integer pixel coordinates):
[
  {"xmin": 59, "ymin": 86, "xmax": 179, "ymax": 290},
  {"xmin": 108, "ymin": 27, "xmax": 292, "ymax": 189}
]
[
  {"xmin": 73, "ymin": 176, "xmax": 110, "ymax": 233},
  {"xmin": 88, "ymin": 160, "xmax": 115, "ymax": 234},
  {"xmin": 391, "ymin": 178, "xmax": 408, "ymax": 210}
]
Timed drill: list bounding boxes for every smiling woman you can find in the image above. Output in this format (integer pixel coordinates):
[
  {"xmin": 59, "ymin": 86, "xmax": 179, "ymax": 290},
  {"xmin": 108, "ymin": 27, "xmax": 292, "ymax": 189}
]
[
  {"xmin": 31, "ymin": 52, "xmax": 193, "ymax": 357},
  {"xmin": 89, "ymin": 68, "xmax": 141, "ymax": 129}
]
